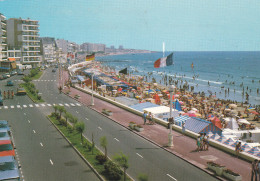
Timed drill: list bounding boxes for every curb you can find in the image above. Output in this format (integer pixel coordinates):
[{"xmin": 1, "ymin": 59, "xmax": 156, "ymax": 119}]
[
  {"xmin": 63, "ymin": 89, "xmax": 224, "ymax": 181},
  {"xmin": 46, "ymin": 116, "xmax": 105, "ymax": 181}
]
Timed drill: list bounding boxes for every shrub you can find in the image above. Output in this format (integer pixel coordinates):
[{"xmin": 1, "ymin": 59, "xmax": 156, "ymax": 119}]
[
  {"xmin": 37, "ymin": 95, "xmax": 41, "ymax": 100},
  {"xmin": 59, "ymin": 118, "xmax": 66, "ymax": 125},
  {"xmin": 96, "ymin": 154, "xmax": 107, "ymax": 164},
  {"xmin": 51, "ymin": 112, "xmax": 59, "ymax": 118},
  {"xmin": 67, "ymin": 126, "xmax": 73, "ymax": 133},
  {"xmin": 104, "ymin": 161, "xmax": 122, "ymax": 181},
  {"xmin": 137, "ymin": 173, "xmax": 148, "ymax": 181}
]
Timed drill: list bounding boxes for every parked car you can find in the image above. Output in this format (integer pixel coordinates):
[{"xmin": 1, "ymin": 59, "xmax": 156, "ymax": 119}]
[
  {"xmin": 10, "ymin": 71, "xmax": 17, "ymax": 76},
  {"xmin": 52, "ymin": 69, "xmax": 56, "ymax": 72},
  {"xmin": 2, "ymin": 74, "xmax": 8, "ymax": 79},
  {"xmin": 0, "ymin": 75, "xmax": 4, "ymax": 80},
  {"xmin": 17, "ymin": 71, "xmax": 24, "ymax": 75},
  {"xmin": 17, "ymin": 88, "xmax": 26, "ymax": 95},
  {"xmin": 4, "ymin": 73, "xmax": 10, "ymax": 78},
  {"xmin": 7, "ymin": 80, "xmax": 14, "ymax": 86}
]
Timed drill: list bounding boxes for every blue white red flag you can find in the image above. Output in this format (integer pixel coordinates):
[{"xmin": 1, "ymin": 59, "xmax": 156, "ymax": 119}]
[{"xmin": 154, "ymin": 53, "xmax": 174, "ymax": 68}]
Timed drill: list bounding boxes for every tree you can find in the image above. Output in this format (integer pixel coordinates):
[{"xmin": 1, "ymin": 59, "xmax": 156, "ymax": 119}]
[
  {"xmin": 113, "ymin": 152, "xmax": 129, "ymax": 181},
  {"xmin": 53, "ymin": 105, "xmax": 59, "ymax": 114},
  {"xmin": 100, "ymin": 136, "xmax": 108, "ymax": 158},
  {"xmin": 23, "ymin": 76, "xmax": 31, "ymax": 83},
  {"xmin": 69, "ymin": 116, "xmax": 78, "ymax": 129},
  {"xmin": 137, "ymin": 173, "xmax": 148, "ymax": 181},
  {"xmin": 57, "ymin": 106, "xmax": 66, "ymax": 120},
  {"xmin": 75, "ymin": 121, "xmax": 85, "ymax": 144},
  {"xmin": 91, "ymin": 133, "xmax": 95, "ymax": 155},
  {"xmin": 64, "ymin": 112, "xmax": 72, "ymax": 127}
]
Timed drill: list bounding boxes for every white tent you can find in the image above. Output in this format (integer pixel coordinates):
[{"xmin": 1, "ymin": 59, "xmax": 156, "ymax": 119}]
[
  {"xmin": 237, "ymin": 119, "xmax": 251, "ymax": 125},
  {"xmin": 226, "ymin": 117, "xmax": 239, "ymax": 130},
  {"xmin": 143, "ymin": 106, "xmax": 178, "ymax": 122}
]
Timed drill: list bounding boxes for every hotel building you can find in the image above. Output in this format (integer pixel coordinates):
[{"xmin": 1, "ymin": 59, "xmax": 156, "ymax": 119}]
[{"xmin": 0, "ymin": 13, "xmax": 8, "ymax": 64}]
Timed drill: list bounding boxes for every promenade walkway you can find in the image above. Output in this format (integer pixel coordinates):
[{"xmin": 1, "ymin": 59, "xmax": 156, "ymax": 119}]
[{"xmin": 61, "ymin": 70, "xmax": 251, "ymax": 181}]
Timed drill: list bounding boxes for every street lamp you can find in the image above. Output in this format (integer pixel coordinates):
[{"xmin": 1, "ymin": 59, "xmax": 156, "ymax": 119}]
[
  {"xmin": 168, "ymin": 84, "xmax": 175, "ymax": 147},
  {"xmin": 91, "ymin": 73, "xmax": 94, "ymax": 106}
]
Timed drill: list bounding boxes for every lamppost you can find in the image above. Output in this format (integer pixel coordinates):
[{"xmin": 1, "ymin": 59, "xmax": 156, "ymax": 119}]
[
  {"xmin": 168, "ymin": 85, "xmax": 175, "ymax": 147},
  {"xmin": 91, "ymin": 73, "xmax": 94, "ymax": 106}
]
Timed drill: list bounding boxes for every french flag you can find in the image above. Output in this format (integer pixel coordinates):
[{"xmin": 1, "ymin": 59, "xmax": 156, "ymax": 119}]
[{"xmin": 154, "ymin": 53, "xmax": 174, "ymax": 68}]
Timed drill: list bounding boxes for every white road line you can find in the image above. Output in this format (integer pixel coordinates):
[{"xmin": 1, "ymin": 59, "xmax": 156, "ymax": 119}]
[
  {"xmin": 136, "ymin": 153, "xmax": 143, "ymax": 158},
  {"xmin": 41, "ymin": 104, "xmax": 45, "ymax": 107},
  {"xmin": 59, "ymin": 104, "xmax": 63, "ymax": 106},
  {"xmin": 85, "ymin": 118, "xmax": 89, "ymax": 120},
  {"xmin": 48, "ymin": 80, "xmax": 50, "ymax": 81},
  {"xmin": 70, "ymin": 103, "xmax": 75, "ymax": 106},
  {"xmin": 17, "ymin": 105, "xmax": 21, "ymax": 108},
  {"xmin": 44, "ymin": 80, "xmax": 47, "ymax": 81},
  {"xmin": 50, "ymin": 159, "xmax": 53, "ymax": 165},
  {"xmin": 33, "ymin": 130, "xmax": 36, "ymax": 134},
  {"xmin": 114, "ymin": 138, "xmax": 120, "ymax": 142},
  {"xmin": 4, "ymin": 106, "xmax": 8, "ymax": 109},
  {"xmin": 23, "ymin": 105, "xmax": 27, "ymax": 108},
  {"xmin": 35, "ymin": 104, "xmax": 39, "ymax": 107},
  {"xmin": 167, "ymin": 174, "xmax": 177, "ymax": 181},
  {"xmin": 24, "ymin": 113, "xmax": 26, "ymax": 115},
  {"xmin": 64, "ymin": 103, "xmax": 70, "ymax": 107},
  {"xmin": 47, "ymin": 104, "xmax": 52, "ymax": 106},
  {"xmin": 40, "ymin": 142, "xmax": 43, "ymax": 147},
  {"xmin": 29, "ymin": 104, "xmax": 33, "ymax": 107},
  {"xmin": 10, "ymin": 106, "xmax": 14, "ymax": 109},
  {"xmin": 53, "ymin": 103, "xmax": 56, "ymax": 106},
  {"xmin": 98, "ymin": 127, "xmax": 102, "ymax": 130},
  {"xmin": 28, "ymin": 120, "xmax": 30, "ymax": 123},
  {"xmin": 76, "ymin": 103, "xmax": 81, "ymax": 106}
]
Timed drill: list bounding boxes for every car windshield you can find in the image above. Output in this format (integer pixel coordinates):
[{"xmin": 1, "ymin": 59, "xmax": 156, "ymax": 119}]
[
  {"xmin": 0, "ymin": 162, "xmax": 16, "ymax": 171},
  {"xmin": 0, "ymin": 144, "xmax": 13, "ymax": 151}
]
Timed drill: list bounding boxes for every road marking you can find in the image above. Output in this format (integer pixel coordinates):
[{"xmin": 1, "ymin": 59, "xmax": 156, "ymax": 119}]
[
  {"xmin": 70, "ymin": 103, "xmax": 75, "ymax": 106},
  {"xmin": 53, "ymin": 104, "xmax": 56, "ymax": 106},
  {"xmin": 33, "ymin": 130, "xmax": 36, "ymax": 134},
  {"xmin": 23, "ymin": 105, "xmax": 27, "ymax": 108},
  {"xmin": 35, "ymin": 104, "xmax": 39, "ymax": 107},
  {"xmin": 85, "ymin": 118, "xmax": 89, "ymax": 120},
  {"xmin": 28, "ymin": 120, "xmax": 30, "ymax": 123},
  {"xmin": 4, "ymin": 106, "xmax": 8, "ymax": 109},
  {"xmin": 167, "ymin": 174, "xmax": 177, "ymax": 181},
  {"xmin": 24, "ymin": 113, "xmax": 26, "ymax": 115},
  {"xmin": 47, "ymin": 104, "xmax": 52, "ymax": 106},
  {"xmin": 50, "ymin": 159, "xmax": 54, "ymax": 165},
  {"xmin": 136, "ymin": 153, "xmax": 143, "ymax": 158},
  {"xmin": 44, "ymin": 80, "xmax": 47, "ymax": 81},
  {"xmin": 76, "ymin": 103, "xmax": 81, "ymax": 106},
  {"xmin": 59, "ymin": 103, "xmax": 63, "ymax": 106},
  {"xmin": 17, "ymin": 105, "xmax": 21, "ymax": 108},
  {"xmin": 48, "ymin": 80, "xmax": 50, "ymax": 81},
  {"xmin": 114, "ymin": 138, "xmax": 120, "ymax": 142},
  {"xmin": 11, "ymin": 106, "xmax": 14, "ymax": 109},
  {"xmin": 40, "ymin": 142, "xmax": 43, "ymax": 147},
  {"xmin": 98, "ymin": 127, "xmax": 102, "ymax": 130},
  {"xmin": 64, "ymin": 103, "xmax": 70, "ymax": 107},
  {"xmin": 41, "ymin": 104, "xmax": 45, "ymax": 107},
  {"xmin": 29, "ymin": 104, "xmax": 33, "ymax": 107}
]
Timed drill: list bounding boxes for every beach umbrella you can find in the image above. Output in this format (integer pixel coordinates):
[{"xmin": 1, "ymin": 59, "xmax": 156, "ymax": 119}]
[
  {"xmin": 241, "ymin": 143, "xmax": 251, "ymax": 151},
  {"xmin": 223, "ymin": 138, "xmax": 235, "ymax": 146},
  {"xmin": 251, "ymin": 111, "xmax": 259, "ymax": 115},
  {"xmin": 188, "ymin": 113, "xmax": 196, "ymax": 117},
  {"xmin": 155, "ymin": 89, "xmax": 160, "ymax": 92},
  {"xmin": 188, "ymin": 110, "xmax": 196, "ymax": 114},
  {"xmin": 174, "ymin": 94, "xmax": 180, "ymax": 98},
  {"xmin": 178, "ymin": 101, "xmax": 184, "ymax": 105},
  {"xmin": 158, "ymin": 94, "xmax": 163, "ymax": 97},
  {"xmin": 191, "ymin": 108, "xmax": 198, "ymax": 112},
  {"xmin": 224, "ymin": 108, "xmax": 231, "ymax": 112},
  {"xmin": 237, "ymin": 119, "xmax": 250, "ymax": 125},
  {"xmin": 229, "ymin": 104, "xmax": 237, "ymax": 108},
  {"xmin": 247, "ymin": 147, "xmax": 260, "ymax": 155}
]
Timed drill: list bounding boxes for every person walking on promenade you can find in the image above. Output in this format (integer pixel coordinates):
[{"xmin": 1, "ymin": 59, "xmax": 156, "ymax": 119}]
[
  {"xmin": 182, "ymin": 122, "xmax": 185, "ymax": 135},
  {"xmin": 3, "ymin": 91, "xmax": 6, "ymax": 99},
  {"xmin": 143, "ymin": 111, "xmax": 147, "ymax": 125},
  {"xmin": 235, "ymin": 142, "xmax": 242, "ymax": 158},
  {"xmin": 200, "ymin": 133, "xmax": 204, "ymax": 151},
  {"xmin": 147, "ymin": 112, "xmax": 151, "ymax": 124},
  {"xmin": 197, "ymin": 135, "xmax": 201, "ymax": 152},
  {"xmin": 7, "ymin": 90, "xmax": 10, "ymax": 99},
  {"xmin": 205, "ymin": 135, "xmax": 210, "ymax": 151},
  {"xmin": 251, "ymin": 159, "xmax": 258, "ymax": 181},
  {"xmin": 11, "ymin": 90, "xmax": 14, "ymax": 99}
]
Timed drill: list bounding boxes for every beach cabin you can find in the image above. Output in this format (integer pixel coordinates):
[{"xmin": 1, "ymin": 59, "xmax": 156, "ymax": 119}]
[
  {"xmin": 143, "ymin": 106, "xmax": 179, "ymax": 122},
  {"xmin": 185, "ymin": 117, "xmax": 222, "ymax": 135}
]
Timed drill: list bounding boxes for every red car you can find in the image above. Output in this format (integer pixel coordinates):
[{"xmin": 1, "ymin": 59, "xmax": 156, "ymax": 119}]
[{"xmin": 0, "ymin": 140, "xmax": 15, "ymax": 157}]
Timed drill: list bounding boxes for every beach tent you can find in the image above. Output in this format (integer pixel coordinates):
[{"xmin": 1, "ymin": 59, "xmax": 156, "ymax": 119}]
[
  {"xmin": 174, "ymin": 116, "xmax": 189, "ymax": 126},
  {"xmin": 223, "ymin": 138, "xmax": 235, "ymax": 146},
  {"xmin": 241, "ymin": 143, "xmax": 251, "ymax": 151},
  {"xmin": 185, "ymin": 117, "xmax": 222, "ymax": 135},
  {"xmin": 211, "ymin": 117, "xmax": 222, "ymax": 129},
  {"xmin": 247, "ymin": 147, "xmax": 260, "ymax": 155},
  {"xmin": 216, "ymin": 135, "xmax": 227, "ymax": 143},
  {"xmin": 130, "ymin": 102, "xmax": 160, "ymax": 112},
  {"xmin": 237, "ymin": 119, "xmax": 250, "ymax": 125},
  {"xmin": 226, "ymin": 117, "xmax": 239, "ymax": 130},
  {"xmin": 143, "ymin": 106, "xmax": 179, "ymax": 122}
]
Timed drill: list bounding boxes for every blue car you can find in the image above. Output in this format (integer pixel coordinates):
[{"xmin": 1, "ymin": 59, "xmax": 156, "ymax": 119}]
[{"xmin": 7, "ymin": 80, "xmax": 14, "ymax": 86}]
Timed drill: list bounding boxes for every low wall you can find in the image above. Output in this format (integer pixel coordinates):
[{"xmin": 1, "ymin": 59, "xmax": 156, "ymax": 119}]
[{"xmin": 74, "ymin": 86, "xmax": 254, "ymax": 163}]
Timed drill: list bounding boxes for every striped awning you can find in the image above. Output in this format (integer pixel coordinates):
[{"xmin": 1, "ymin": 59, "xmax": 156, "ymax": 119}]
[
  {"xmin": 247, "ymin": 147, "xmax": 260, "ymax": 155},
  {"xmin": 223, "ymin": 138, "xmax": 235, "ymax": 146}
]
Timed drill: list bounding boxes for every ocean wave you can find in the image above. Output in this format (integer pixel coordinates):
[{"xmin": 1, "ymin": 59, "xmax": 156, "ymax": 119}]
[{"xmin": 196, "ymin": 78, "xmax": 223, "ymax": 85}]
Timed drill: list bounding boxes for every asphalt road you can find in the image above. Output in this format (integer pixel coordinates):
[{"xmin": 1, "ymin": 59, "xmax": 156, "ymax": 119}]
[
  {"xmin": 32, "ymin": 67, "xmax": 218, "ymax": 181},
  {"xmin": 0, "ymin": 71, "xmax": 99, "ymax": 181}
]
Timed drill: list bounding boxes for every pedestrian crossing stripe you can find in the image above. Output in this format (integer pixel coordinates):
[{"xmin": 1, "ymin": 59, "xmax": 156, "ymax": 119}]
[{"xmin": 0, "ymin": 102, "xmax": 82, "ymax": 110}]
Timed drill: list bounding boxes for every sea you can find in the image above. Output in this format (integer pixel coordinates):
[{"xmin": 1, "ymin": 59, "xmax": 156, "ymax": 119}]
[{"xmin": 96, "ymin": 51, "xmax": 260, "ymax": 106}]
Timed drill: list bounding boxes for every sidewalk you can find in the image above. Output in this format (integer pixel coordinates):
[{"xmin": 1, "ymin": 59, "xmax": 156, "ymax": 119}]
[{"xmin": 61, "ymin": 70, "xmax": 251, "ymax": 181}]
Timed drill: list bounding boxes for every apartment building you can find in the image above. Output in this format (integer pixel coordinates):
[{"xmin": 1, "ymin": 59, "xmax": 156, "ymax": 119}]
[
  {"xmin": 80, "ymin": 42, "xmax": 106, "ymax": 53},
  {"xmin": 0, "ymin": 13, "xmax": 7, "ymax": 63},
  {"xmin": 40, "ymin": 37, "xmax": 57, "ymax": 64},
  {"xmin": 7, "ymin": 18, "xmax": 41, "ymax": 67}
]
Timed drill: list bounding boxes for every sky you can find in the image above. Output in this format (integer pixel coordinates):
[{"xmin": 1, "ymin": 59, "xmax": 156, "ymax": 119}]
[{"xmin": 0, "ymin": 0, "xmax": 260, "ymax": 51}]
